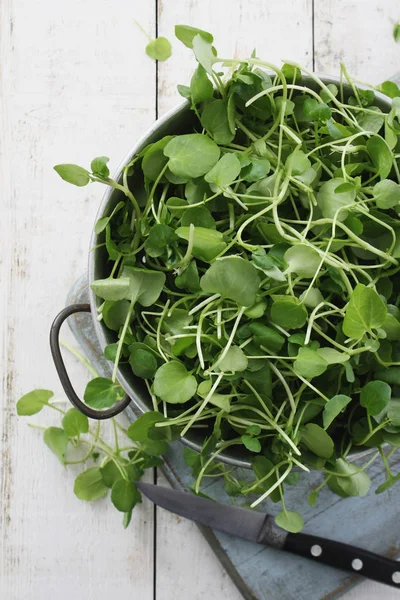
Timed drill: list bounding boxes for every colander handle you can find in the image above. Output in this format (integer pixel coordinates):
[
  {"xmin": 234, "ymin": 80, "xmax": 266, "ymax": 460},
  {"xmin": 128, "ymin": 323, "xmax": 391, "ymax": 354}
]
[{"xmin": 49, "ymin": 303, "xmax": 132, "ymax": 420}]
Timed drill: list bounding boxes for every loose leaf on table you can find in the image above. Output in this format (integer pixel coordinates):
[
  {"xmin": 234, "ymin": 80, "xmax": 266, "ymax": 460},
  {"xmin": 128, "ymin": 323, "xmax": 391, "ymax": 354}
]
[
  {"xmin": 164, "ymin": 134, "xmax": 220, "ymax": 179},
  {"xmin": 275, "ymin": 510, "xmax": 304, "ymax": 533},
  {"xmin": 146, "ymin": 37, "xmax": 172, "ymax": 61},
  {"xmin": 200, "ymin": 256, "xmax": 260, "ymax": 306},
  {"xmin": 16, "ymin": 389, "xmax": 53, "ymax": 416},
  {"xmin": 43, "ymin": 427, "xmax": 69, "ymax": 464},
  {"xmin": 323, "ymin": 394, "xmax": 352, "ymax": 429},
  {"xmin": 62, "ymin": 408, "xmax": 89, "ymax": 437},
  {"xmin": 360, "ymin": 380, "xmax": 391, "ymax": 416},
  {"xmin": 342, "ymin": 283, "xmax": 387, "ymax": 339},
  {"xmin": 54, "ymin": 164, "xmax": 91, "ymax": 187},
  {"xmin": 84, "ymin": 377, "xmax": 125, "ymax": 409},
  {"xmin": 153, "ymin": 361, "xmax": 197, "ymax": 404},
  {"xmin": 74, "ymin": 467, "xmax": 108, "ymax": 501},
  {"xmin": 111, "ymin": 480, "xmax": 141, "ymax": 512}
]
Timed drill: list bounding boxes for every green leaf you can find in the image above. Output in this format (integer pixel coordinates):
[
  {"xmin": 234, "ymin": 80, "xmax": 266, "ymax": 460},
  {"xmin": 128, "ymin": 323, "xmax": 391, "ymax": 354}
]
[
  {"xmin": 111, "ymin": 480, "xmax": 141, "ymax": 512},
  {"xmin": 285, "ymin": 150, "xmax": 311, "ymax": 175},
  {"xmin": 146, "ymin": 37, "xmax": 172, "ymax": 61},
  {"xmin": 129, "ymin": 346, "xmax": 158, "ymax": 379},
  {"xmin": 142, "ymin": 136, "xmax": 173, "ymax": 181},
  {"xmin": 175, "ymin": 261, "xmax": 201, "ymax": 293},
  {"xmin": 275, "ymin": 510, "xmax": 304, "ymax": 533},
  {"xmin": 100, "ymin": 460, "xmax": 124, "ymax": 488},
  {"xmin": 127, "ymin": 411, "xmax": 166, "ymax": 442},
  {"xmin": 201, "ymin": 99, "xmax": 235, "ymax": 145},
  {"xmin": 356, "ymin": 107, "xmax": 384, "ymax": 134},
  {"xmin": 360, "ymin": 380, "xmax": 391, "ymax": 416},
  {"xmin": 300, "ymin": 423, "xmax": 334, "ymax": 458},
  {"xmin": 192, "ymin": 34, "xmax": 215, "ymax": 75},
  {"xmin": 284, "ymin": 244, "xmax": 321, "ymax": 278},
  {"xmin": 316, "ymin": 178, "xmax": 356, "ymax": 221},
  {"xmin": 381, "ymin": 313, "xmax": 400, "ymax": 341},
  {"xmin": 90, "ymin": 277, "xmax": 130, "ymax": 301},
  {"xmin": 303, "ymin": 98, "xmax": 331, "ymax": 121},
  {"xmin": 372, "ymin": 179, "xmax": 400, "ymax": 209},
  {"xmin": 90, "ymin": 156, "xmax": 110, "ymax": 178},
  {"xmin": 316, "ymin": 348, "xmax": 349, "ymax": 364},
  {"xmin": 251, "ymin": 456, "xmax": 280, "ymax": 502},
  {"xmin": 102, "ymin": 300, "xmax": 132, "ymax": 331},
  {"xmin": 145, "ymin": 224, "xmax": 177, "ymax": 258},
  {"xmin": 164, "ymin": 134, "xmax": 220, "ymax": 179},
  {"xmin": 366, "ymin": 136, "xmax": 393, "ymax": 180},
  {"xmin": 83, "ymin": 377, "xmax": 125, "ymax": 409},
  {"xmin": 323, "ymin": 394, "xmax": 352, "ymax": 429},
  {"xmin": 394, "ymin": 22, "xmax": 400, "ymax": 42},
  {"xmin": 190, "ymin": 64, "xmax": 214, "ymax": 104},
  {"xmin": 43, "ymin": 427, "xmax": 69, "ymax": 464},
  {"xmin": 307, "ymin": 490, "xmax": 319, "ymax": 507},
  {"xmin": 270, "ymin": 296, "xmax": 308, "ymax": 329},
  {"xmin": 62, "ymin": 408, "xmax": 89, "ymax": 437},
  {"xmin": 374, "ymin": 367, "xmax": 400, "ymax": 386},
  {"xmin": 54, "ymin": 164, "xmax": 90, "ymax": 187},
  {"xmin": 204, "ymin": 153, "xmax": 241, "ymax": 188},
  {"xmin": 375, "ymin": 473, "xmax": 400, "ymax": 495},
  {"xmin": 181, "ymin": 206, "xmax": 216, "ymax": 229},
  {"xmin": 241, "ymin": 157, "xmax": 271, "ymax": 182},
  {"xmin": 343, "ymin": 283, "xmax": 387, "ymax": 339},
  {"xmin": 329, "ymin": 458, "xmax": 371, "ymax": 497},
  {"xmin": 248, "ymin": 322, "xmax": 285, "ymax": 353},
  {"xmin": 218, "ymin": 346, "xmax": 248, "ymax": 373},
  {"xmin": 142, "ymin": 439, "xmax": 169, "ymax": 456},
  {"xmin": 121, "ymin": 266, "xmax": 166, "ymax": 305},
  {"xmin": 154, "ymin": 361, "xmax": 197, "ymax": 404},
  {"xmin": 176, "ymin": 226, "xmax": 226, "ymax": 262},
  {"xmin": 200, "ymin": 256, "xmax": 260, "ymax": 306},
  {"xmin": 294, "ymin": 347, "xmax": 328, "ymax": 379},
  {"xmin": 174, "ymin": 24, "xmax": 213, "ymax": 48},
  {"xmin": 16, "ymin": 389, "xmax": 53, "ymax": 416},
  {"xmin": 241, "ymin": 435, "xmax": 261, "ymax": 453},
  {"xmin": 74, "ymin": 467, "xmax": 108, "ymax": 501}
]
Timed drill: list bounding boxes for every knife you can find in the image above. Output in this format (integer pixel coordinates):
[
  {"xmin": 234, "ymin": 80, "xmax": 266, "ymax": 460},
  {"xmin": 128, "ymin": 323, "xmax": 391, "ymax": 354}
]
[{"xmin": 137, "ymin": 481, "xmax": 400, "ymax": 589}]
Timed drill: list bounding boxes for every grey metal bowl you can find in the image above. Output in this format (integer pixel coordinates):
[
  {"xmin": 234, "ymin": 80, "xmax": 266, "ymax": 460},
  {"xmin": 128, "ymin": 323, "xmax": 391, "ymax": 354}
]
[{"xmin": 86, "ymin": 74, "xmax": 392, "ymax": 468}]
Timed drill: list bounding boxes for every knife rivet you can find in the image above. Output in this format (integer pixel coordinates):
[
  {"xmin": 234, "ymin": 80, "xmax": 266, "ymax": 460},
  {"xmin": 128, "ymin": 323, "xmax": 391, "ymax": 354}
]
[
  {"xmin": 351, "ymin": 559, "xmax": 363, "ymax": 571},
  {"xmin": 311, "ymin": 545, "xmax": 322, "ymax": 557},
  {"xmin": 392, "ymin": 572, "xmax": 400, "ymax": 584}
]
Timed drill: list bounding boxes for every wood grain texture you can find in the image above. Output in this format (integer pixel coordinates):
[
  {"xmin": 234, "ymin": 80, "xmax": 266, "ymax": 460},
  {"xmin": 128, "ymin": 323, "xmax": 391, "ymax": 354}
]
[
  {"xmin": 314, "ymin": 0, "xmax": 400, "ymax": 82},
  {"xmin": 1, "ymin": 0, "xmax": 400, "ymax": 599},
  {"xmin": 0, "ymin": 2, "xmax": 156, "ymax": 599}
]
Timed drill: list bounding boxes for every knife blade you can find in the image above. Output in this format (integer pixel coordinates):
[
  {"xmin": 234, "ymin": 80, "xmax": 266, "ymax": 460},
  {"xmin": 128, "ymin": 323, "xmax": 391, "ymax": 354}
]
[{"xmin": 137, "ymin": 481, "xmax": 400, "ymax": 589}]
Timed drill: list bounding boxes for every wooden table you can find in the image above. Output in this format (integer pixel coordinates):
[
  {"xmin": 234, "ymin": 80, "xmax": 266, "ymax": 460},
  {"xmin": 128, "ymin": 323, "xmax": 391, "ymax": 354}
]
[{"xmin": 1, "ymin": 1, "xmax": 399, "ymax": 598}]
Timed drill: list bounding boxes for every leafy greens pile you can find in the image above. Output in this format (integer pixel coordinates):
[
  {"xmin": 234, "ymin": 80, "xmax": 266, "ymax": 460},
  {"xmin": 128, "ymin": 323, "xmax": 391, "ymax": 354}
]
[{"xmin": 20, "ymin": 25, "xmax": 400, "ymax": 532}]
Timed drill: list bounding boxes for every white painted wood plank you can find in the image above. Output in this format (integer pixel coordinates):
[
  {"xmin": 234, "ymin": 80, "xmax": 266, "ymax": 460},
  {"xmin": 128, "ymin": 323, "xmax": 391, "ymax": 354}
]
[
  {"xmin": 0, "ymin": 2, "xmax": 157, "ymax": 599},
  {"xmin": 155, "ymin": 471, "xmax": 243, "ymax": 600},
  {"xmin": 315, "ymin": 0, "xmax": 400, "ymax": 83},
  {"xmin": 157, "ymin": 0, "xmax": 313, "ymax": 115}
]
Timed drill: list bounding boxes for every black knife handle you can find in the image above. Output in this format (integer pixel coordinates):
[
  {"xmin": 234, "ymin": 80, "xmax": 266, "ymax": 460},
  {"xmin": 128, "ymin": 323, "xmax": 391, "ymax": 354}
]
[{"xmin": 284, "ymin": 532, "xmax": 400, "ymax": 588}]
